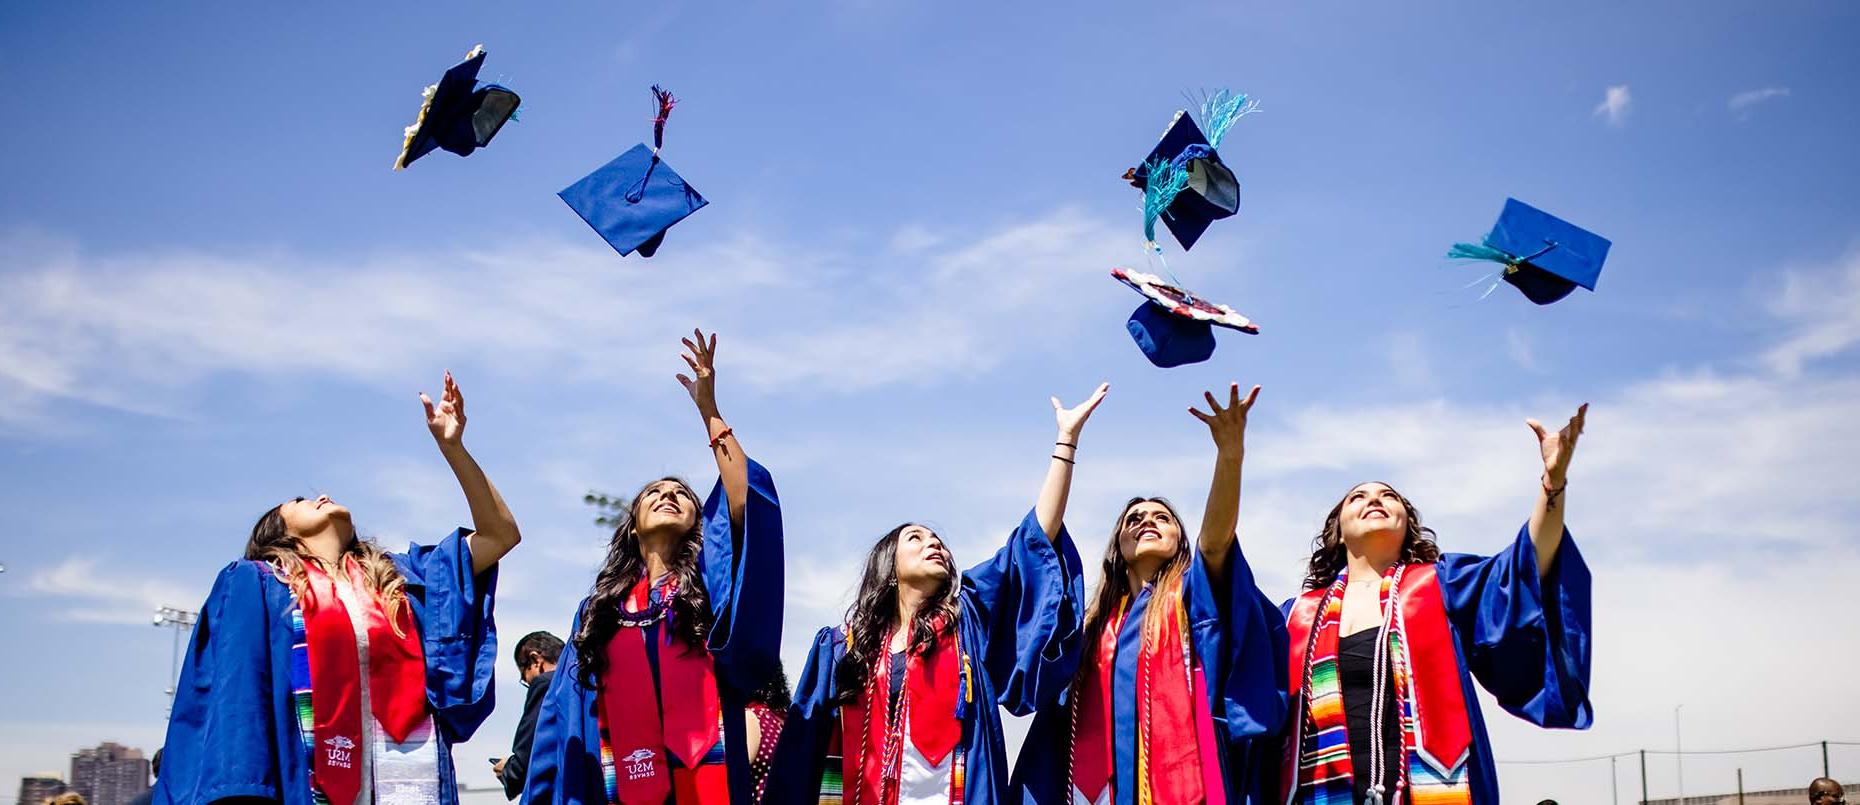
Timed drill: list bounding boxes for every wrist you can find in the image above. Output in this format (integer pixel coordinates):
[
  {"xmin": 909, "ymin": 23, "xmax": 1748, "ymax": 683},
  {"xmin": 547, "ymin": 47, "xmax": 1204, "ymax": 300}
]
[
  {"xmin": 438, "ymin": 439, "xmax": 468, "ymax": 456},
  {"xmin": 1055, "ymin": 430, "xmax": 1081, "ymax": 446},
  {"xmin": 1541, "ymin": 472, "xmax": 1567, "ymax": 491}
]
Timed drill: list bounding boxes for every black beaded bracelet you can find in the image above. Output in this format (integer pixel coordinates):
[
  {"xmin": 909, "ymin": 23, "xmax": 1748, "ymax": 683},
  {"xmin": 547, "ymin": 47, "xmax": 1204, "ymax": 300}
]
[{"xmin": 1051, "ymin": 453, "xmax": 1075, "ymax": 465}]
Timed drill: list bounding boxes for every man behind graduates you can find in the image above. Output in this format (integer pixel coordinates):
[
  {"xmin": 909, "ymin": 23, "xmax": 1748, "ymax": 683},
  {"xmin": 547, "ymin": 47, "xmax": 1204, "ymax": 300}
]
[{"xmin": 495, "ymin": 631, "xmax": 562, "ymax": 799}]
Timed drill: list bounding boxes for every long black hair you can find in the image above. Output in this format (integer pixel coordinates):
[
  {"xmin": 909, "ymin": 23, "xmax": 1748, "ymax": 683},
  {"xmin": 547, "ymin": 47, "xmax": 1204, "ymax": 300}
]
[
  {"xmin": 572, "ymin": 477, "xmax": 711, "ymax": 688},
  {"xmin": 835, "ymin": 523, "xmax": 962, "ymax": 704}
]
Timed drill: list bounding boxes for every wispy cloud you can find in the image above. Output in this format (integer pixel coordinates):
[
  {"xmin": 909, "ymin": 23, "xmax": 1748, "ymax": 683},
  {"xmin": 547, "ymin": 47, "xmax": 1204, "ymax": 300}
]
[
  {"xmin": 1593, "ymin": 84, "xmax": 1632, "ymax": 127},
  {"xmin": 1763, "ymin": 247, "xmax": 1860, "ymax": 377},
  {"xmin": 16, "ymin": 557, "xmax": 198, "ymax": 624},
  {"xmin": 1728, "ymin": 86, "xmax": 1791, "ymax": 118}
]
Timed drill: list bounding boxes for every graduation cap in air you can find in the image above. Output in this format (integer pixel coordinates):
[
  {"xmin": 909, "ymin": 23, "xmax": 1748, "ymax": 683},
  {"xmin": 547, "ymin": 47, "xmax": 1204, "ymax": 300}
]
[
  {"xmin": 1449, "ymin": 198, "xmax": 1611, "ymax": 305},
  {"xmin": 1114, "ymin": 268, "xmax": 1258, "ymax": 367},
  {"xmin": 559, "ymin": 86, "xmax": 707, "ymax": 258},
  {"xmin": 1124, "ymin": 90, "xmax": 1259, "ymax": 251},
  {"xmin": 394, "ymin": 45, "xmax": 520, "ymax": 171}
]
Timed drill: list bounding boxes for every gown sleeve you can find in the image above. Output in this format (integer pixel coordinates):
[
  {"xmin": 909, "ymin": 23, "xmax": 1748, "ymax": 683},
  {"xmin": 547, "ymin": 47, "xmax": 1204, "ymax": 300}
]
[
  {"xmin": 153, "ymin": 561, "xmax": 289, "ymax": 804},
  {"xmin": 763, "ymin": 627, "xmax": 845, "ymax": 803},
  {"xmin": 394, "ymin": 527, "xmax": 501, "ymax": 743},
  {"xmin": 957, "ymin": 509, "xmax": 1085, "ymax": 716},
  {"xmin": 1434, "ymin": 524, "xmax": 1593, "ymax": 729},
  {"xmin": 1184, "ymin": 541, "xmax": 1292, "ymax": 747},
  {"xmin": 702, "ymin": 458, "xmax": 785, "ymax": 695}
]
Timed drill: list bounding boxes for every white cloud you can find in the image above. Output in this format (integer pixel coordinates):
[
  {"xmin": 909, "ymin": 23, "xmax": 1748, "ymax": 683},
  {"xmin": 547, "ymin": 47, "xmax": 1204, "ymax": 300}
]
[
  {"xmin": 1593, "ymin": 84, "xmax": 1632, "ymax": 127},
  {"xmin": 1728, "ymin": 85, "xmax": 1791, "ymax": 118},
  {"xmin": 0, "ymin": 211, "xmax": 1122, "ymax": 430},
  {"xmin": 15, "ymin": 557, "xmax": 198, "ymax": 625},
  {"xmin": 1762, "ymin": 248, "xmax": 1860, "ymax": 377}
]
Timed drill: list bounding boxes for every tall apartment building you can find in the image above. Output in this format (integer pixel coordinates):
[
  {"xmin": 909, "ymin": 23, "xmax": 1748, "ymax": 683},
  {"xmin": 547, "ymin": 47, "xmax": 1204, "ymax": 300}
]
[
  {"xmin": 69, "ymin": 742, "xmax": 149, "ymax": 805},
  {"xmin": 16, "ymin": 775, "xmax": 68, "ymax": 805}
]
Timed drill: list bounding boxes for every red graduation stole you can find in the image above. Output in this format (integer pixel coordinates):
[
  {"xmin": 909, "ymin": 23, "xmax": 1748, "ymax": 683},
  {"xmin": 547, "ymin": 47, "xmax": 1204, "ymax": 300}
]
[
  {"xmin": 300, "ymin": 560, "xmax": 429, "ymax": 805},
  {"xmin": 1280, "ymin": 563, "xmax": 1474, "ymax": 801},
  {"xmin": 597, "ymin": 576, "xmax": 726, "ymax": 805},
  {"xmin": 839, "ymin": 618, "xmax": 964, "ymax": 805},
  {"xmin": 1069, "ymin": 593, "xmax": 1207, "ymax": 805}
]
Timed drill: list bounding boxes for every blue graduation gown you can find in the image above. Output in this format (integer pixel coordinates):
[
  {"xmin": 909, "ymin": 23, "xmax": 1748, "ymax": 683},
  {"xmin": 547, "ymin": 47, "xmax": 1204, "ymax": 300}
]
[
  {"xmin": 765, "ymin": 509, "xmax": 1085, "ymax": 805},
  {"xmin": 1278, "ymin": 525, "xmax": 1593, "ymax": 804},
  {"xmin": 524, "ymin": 459, "xmax": 785, "ymax": 805},
  {"xmin": 1010, "ymin": 540, "xmax": 1290, "ymax": 805},
  {"xmin": 153, "ymin": 529, "xmax": 499, "ymax": 805}
]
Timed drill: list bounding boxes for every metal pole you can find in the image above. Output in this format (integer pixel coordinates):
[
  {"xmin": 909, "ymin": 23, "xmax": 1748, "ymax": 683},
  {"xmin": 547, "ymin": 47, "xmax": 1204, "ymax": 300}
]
[
  {"xmin": 1611, "ymin": 755, "xmax": 1619, "ymax": 805},
  {"xmin": 1737, "ymin": 767, "xmax": 1744, "ymax": 805},
  {"xmin": 1676, "ymin": 704, "xmax": 1686, "ymax": 804},
  {"xmin": 1641, "ymin": 749, "xmax": 1649, "ymax": 805},
  {"xmin": 154, "ymin": 606, "xmax": 198, "ymax": 718},
  {"xmin": 1825, "ymin": 740, "xmax": 1832, "ymax": 777}
]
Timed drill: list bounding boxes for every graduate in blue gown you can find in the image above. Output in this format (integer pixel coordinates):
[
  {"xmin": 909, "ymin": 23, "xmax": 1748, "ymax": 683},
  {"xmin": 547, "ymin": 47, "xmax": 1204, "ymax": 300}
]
[
  {"xmin": 524, "ymin": 330, "xmax": 784, "ymax": 805},
  {"xmin": 764, "ymin": 383, "xmax": 1107, "ymax": 805},
  {"xmin": 1278, "ymin": 404, "xmax": 1593, "ymax": 805},
  {"xmin": 1012, "ymin": 383, "xmax": 1290, "ymax": 805},
  {"xmin": 155, "ymin": 371, "xmax": 522, "ymax": 805}
]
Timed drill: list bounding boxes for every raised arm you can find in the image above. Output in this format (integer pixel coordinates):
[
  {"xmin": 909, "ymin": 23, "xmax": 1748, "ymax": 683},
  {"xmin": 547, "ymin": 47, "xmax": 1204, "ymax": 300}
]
[
  {"xmin": 676, "ymin": 329, "xmax": 748, "ymax": 534},
  {"xmin": 1526, "ymin": 402, "xmax": 1587, "ymax": 577},
  {"xmin": 1188, "ymin": 383, "xmax": 1260, "ymax": 576},
  {"xmin": 1038, "ymin": 382, "xmax": 1109, "ymax": 540},
  {"xmin": 421, "ymin": 371, "xmax": 521, "ymax": 575}
]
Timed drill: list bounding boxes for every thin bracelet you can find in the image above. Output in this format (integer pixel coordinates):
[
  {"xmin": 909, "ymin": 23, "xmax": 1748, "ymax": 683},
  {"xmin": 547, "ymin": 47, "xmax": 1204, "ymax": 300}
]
[
  {"xmin": 709, "ymin": 427, "xmax": 734, "ymax": 448},
  {"xmin": 1051, "ymin": 453, "xmax": 1075, "ymax": 465},
  {"xmin": 1055, "ymin": 441, "xmax": 1078, "ymax": 450},
  {"xmin": 1541, "ymin": 474, "xmax": 1567, "ymax": 505}
]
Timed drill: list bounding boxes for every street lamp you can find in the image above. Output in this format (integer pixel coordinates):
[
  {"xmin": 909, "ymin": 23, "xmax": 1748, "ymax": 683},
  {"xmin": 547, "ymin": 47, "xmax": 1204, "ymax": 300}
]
[{"xmin": 154, "ymin": 606, "xmax": 198, "ymax": 716}]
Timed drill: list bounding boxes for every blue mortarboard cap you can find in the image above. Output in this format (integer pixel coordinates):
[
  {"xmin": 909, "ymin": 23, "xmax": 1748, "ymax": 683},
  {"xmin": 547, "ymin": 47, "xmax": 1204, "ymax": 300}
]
[
  {"xmin": 1113, "ymin": 268, "xmax": 1258, "ymax": 367},
  {"xmin": 1469, "ymin": 198, "xmax": 1612, "ymax": 305},
  {"xmin": 1126, "ymin": 111, "xmax": 1242, "ymax": 251},
  {"xmin": 559, "ymin": 145, "xmax": 707, "ymax": 258},
  {"xmin": 394, "ymin": 45, "xmax": 520, "ymax": 171}
]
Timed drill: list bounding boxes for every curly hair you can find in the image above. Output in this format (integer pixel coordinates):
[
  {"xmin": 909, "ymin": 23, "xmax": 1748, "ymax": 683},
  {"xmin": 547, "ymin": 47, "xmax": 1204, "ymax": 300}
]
[
  {"xmin": 245, "ymin": 499, "xmax": 408, "ymax": 635},
  {"xmin": 572, "ymin": 477, "xmax": 711, "ymax": 689},
  {"xmin": 1303, "ymin": 481, "xmax": 1442, "ymax": 590},
  {"xmin": 835, "ymin": 523, "xmax": 963, "ymax": 705}
]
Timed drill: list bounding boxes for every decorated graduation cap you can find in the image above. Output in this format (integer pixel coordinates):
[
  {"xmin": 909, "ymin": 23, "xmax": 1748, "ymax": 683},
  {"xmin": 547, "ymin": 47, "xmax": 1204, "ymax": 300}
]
[
  {"xmin": 559, "ymin": 86, "xmax": 707, "ymax": 258},
  {"xmin": 1114, "ymin": 268, "xmax": 1257, "ymax": 367},
  {"xmin": 1124, "ymin": 90, "xmax": 1258, "ymax": 252},
  {"xmin": 394, "ymin": 45, "xmax": 520, "ymax": 171},
  {"xmin": 1449, "ymin": 198, "xmax": 1612, "ymax": 305}
]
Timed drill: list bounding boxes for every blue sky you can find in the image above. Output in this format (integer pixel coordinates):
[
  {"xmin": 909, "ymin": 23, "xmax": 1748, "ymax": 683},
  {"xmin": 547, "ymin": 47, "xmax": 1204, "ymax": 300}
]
[{"xmin": 3, "ymin": 2, "xmax": 1859, "ymax": 802}]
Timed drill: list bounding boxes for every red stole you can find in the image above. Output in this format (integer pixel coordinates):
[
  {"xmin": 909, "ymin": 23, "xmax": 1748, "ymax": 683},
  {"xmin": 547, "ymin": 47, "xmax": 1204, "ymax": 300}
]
[
  {"xmin": 300, "ymin": 560, "xmax": 428, "ymax": 805},
  {"xmin": 597, "ymin": 577, "xmax": 726, "ymax": 805},
  {"xmin": 1070, "ymin": 593, "xmax": 1207, "ymax": 805},
  {"xmin": 1280, "ymin": 563, "xmax": 1474, "ymax": 799},
  {"xmin": 840, "ymin": 620, "xmax": 963, "ymax": 805}
]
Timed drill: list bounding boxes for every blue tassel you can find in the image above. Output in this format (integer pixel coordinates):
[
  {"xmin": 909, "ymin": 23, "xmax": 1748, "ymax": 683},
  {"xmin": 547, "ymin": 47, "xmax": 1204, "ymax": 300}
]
[
  {"xmin": 1447, "ymin": 240, "xmax": 1517, "ymax": 266},
  {"xmin": 1142, "ymin": 157, "xmax": 1191, "ymax": 245},
  {"xmin": 1199, "ymin": 89, "xmax": 1259, "ymax": 150}
]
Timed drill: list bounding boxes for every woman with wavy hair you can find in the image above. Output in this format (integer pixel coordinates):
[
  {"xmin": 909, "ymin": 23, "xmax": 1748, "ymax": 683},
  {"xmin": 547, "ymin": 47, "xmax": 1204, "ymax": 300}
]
[
  {"xmin": 524, "ymin": 330, "xmax": 784, "ymax": 805},
  {"xmin": 1278, "ymin": 404, "xmax": 1594, "ymax": 805},
  {"xmin": 1011, "ymin": 383, "xmax": 1289, "ymax": 805},
  {"xmin": 154, "ymin": 371, "xmax": 521, "ymax": 805},
  {"xmin": 765, "ymin": 383, "xmax": 1107, "ymax": 805}
]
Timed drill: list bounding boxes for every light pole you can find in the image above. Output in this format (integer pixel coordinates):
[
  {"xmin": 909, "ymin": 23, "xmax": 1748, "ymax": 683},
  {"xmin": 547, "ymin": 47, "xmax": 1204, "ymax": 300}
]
[
  {"xmin": 1675, "ymin": 703, "xmax": 1686, "ymax": 804},
  {"xmin": 153, "ymin": 605, "xmax": 198, "ymax": 716}
]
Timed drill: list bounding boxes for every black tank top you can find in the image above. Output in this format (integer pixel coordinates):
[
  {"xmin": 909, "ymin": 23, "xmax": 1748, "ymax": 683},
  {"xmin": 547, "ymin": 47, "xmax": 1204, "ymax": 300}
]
[{"xmin": 1340, "ymin": 627, "xmax": 1404, "ymax": 802}]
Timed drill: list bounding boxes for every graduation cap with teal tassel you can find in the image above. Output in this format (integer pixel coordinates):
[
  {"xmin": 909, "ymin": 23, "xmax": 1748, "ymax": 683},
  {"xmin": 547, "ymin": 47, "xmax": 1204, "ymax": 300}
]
[
  {"xmin": 1449, "ymin": 198, "xmax": 1611, "ymax": 304},
  {"xmin": 1112, "ymin": 90, "xmax": 1262, "ymax": 367}
]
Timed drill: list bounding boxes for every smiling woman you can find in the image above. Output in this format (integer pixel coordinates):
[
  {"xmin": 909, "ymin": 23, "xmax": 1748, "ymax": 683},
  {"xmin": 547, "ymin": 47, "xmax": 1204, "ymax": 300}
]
[
  {"xmin": 152, "ymin": 371, "xmax": 522, "ymax": 805},
  {"xmin": 1279, "ymin": 405, "xmax": 1596, "ymax": 805},
  {"xmin": 523, "ymin": 330, "xmax": 787, "ymax": 805}
]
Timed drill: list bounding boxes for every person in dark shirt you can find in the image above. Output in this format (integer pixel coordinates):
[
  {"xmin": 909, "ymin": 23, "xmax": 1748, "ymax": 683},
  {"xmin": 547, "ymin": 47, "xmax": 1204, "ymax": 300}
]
[
  {"xmin": 1811, "ymin": 778, "xmax": 1848, "ymax": 805},
  {"xmin": 123, "ymin": 748, "xmax": 161, "ymax": 805},
  {"xmin": 495, "ymin": 631, "xmax": 563, "ymax": 799}
]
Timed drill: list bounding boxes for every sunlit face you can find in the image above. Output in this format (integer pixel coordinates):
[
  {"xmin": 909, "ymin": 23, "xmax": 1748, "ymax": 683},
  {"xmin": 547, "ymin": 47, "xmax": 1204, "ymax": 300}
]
[
  {"xmin": 634, "ymin": 480, "xmax": 699, "ymax": 536},
  {"xmin": 1338, "ymin": 483, "xmax": 1409, "ymax": 543},
  {"xmin": 893, "ymin": 524, "xmax": 952, "ymax": 584},
  {"xmin": 1118, "ymin": 500, "xmax": 1184, "ymax": 570},
  {"xmin": 279, "ymin": 495, "xmax": 352, "ymax": 539}
]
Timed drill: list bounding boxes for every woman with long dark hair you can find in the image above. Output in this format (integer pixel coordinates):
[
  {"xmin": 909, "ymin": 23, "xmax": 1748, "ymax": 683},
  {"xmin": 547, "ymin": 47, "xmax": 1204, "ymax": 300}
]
[
  {"xmin": 1011, "ymin": 383, "xmax": 1289, "ymax": 805},
  {"xmin": 1278, "ymin": 404, "xmax": 1594, "ymax": 804},
  {"xmin": 764, "ymin": 383, "xmax": 1108, "ymax": 805},
  {"xmin": 154, "ymin": 371, "xmax": 522, "ymax": 805},
  {"xmin": 524, "ymin": 330, "xmax": 784, "ymax": 805}
]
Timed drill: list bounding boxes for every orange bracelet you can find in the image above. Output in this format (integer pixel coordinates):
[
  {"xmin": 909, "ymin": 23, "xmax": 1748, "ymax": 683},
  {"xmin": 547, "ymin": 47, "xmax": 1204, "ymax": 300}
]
[{"xmin": 709, "ymin": 427, "xmax": 734, "ymax": 448}]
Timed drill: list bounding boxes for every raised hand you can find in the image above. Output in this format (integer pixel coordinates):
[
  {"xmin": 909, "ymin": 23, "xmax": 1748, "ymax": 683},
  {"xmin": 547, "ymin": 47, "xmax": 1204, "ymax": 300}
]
[
  {"xmin": 1528, "ymin": 402, "xmax": 1588, "ymax": 487},
  {"xmin": 419, "ymin": 371, "xmax": 466, "ymax": 447},
  {"xmin": 675, "ymin": 328, "xmax": 721, "ymax": 417},
  {"xmin": 1053, "ymin": 382, "xmax": 1110, "ymax": 441},
  {"xmin": 1189, "ymin": 382, "xmax": 1262, "ymax": 453}
]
